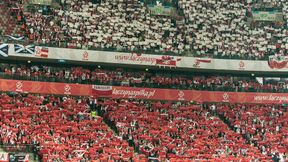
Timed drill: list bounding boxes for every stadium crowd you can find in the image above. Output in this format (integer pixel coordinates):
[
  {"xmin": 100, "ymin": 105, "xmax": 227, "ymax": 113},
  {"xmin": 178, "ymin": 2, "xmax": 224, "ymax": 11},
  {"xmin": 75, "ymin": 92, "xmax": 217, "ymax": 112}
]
[
  {"xmin": 1, "ymin": 63, "xmax": 288, "ymax": 92},
  {"xmin": 99, "ymin": 98, "xmax": 287, "ymax": 161},
  {"xmin": 0, "ymin": 94, "xmax": 136, "ymax": 162},
  {"xmin": 206, "ymin": 103, "xmax": 288, "ymax": 162},
  {"xmin": 0, "ymin": 1, "xmax": 287, "ymax": 162},
  {"xmin": 2, "ymin": 94, "xmax": 287, "ymax": 161},
  {"xmin": 10, "ymin": 0, "xmax": 287, "ymax": 59}
]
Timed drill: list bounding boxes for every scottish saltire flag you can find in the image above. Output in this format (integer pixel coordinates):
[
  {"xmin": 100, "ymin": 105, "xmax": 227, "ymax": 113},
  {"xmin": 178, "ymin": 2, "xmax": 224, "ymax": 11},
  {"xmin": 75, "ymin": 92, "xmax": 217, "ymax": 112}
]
[
  {"xmin": 0, "ymin": 44, "xmax": 9, "ymax": 57},
  {"xmin": 14, "ymin": 44, "xmax": 35, "ymax": 54},
  {"xmin": 7, "ymin": 35, "xmax": 25, "ymax": 41}
]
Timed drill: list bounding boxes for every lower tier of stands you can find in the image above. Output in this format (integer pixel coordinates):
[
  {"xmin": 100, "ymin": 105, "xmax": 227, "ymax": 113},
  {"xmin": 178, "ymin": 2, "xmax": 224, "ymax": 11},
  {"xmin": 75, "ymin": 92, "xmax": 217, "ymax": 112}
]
[
  {"xmin": 0, "ymin": 94, "xmax": 287, "ymax": 161},
  {"xmin": 0, "ymin": 94, "xmax": 135, "ymax": 162},
  {"xmin": 100, "ymin": 99, "xmax": 287, "ymax": 161}
]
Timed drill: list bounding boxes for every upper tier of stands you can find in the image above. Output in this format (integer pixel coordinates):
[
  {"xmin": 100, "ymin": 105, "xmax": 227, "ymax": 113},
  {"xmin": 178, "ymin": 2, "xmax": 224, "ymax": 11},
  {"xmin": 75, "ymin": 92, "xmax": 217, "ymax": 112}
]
[
  {"xmin": 0, "ymin": 0, "xmax": 23, "ymax": 36},
  {"xmin": 5, "ymin": 0, "xmax": 288, "ymax": 60}
]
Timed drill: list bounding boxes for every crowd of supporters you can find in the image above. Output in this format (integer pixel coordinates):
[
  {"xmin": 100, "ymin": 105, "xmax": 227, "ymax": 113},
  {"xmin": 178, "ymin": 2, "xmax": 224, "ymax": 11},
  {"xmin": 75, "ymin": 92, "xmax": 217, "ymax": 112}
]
[
  {"xmin": 206, "ymin": 103, "xmax": 288, "ymax": 162},
  {"xmin": 9, "ymin": 0, "xmax": 288, "ymax": 59},
  {"xmin": 0, "ymin": 93, "xmax": 136, "ymax": 162},
  {"xmin": 0, "ymin": 0, "xmax": 23, "ymax": 37},
  {"xmin": 1, "ymin": 94, "xmax": 287, "ymax": 161},
  {"xmin": 99, "ymin": 98, "xmax": 287, "ymax": 161},
  {"xmin": 1, "ymin": 63, "xmax": 288, "ymax": 92}
]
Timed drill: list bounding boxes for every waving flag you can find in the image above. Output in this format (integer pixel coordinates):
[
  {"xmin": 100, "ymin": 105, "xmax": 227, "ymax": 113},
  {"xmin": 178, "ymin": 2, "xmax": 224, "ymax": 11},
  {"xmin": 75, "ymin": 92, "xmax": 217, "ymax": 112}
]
[
  {"xmin": 14, "ymin": 44, "xmax": 35, "ymax": 54},
  {"xmin": 0, "ymin": 44, "xmax": 9, "ymax": 57},
  {"xmin": 268, "ymin": 55, "xmax": 288, "ymax": 69}
]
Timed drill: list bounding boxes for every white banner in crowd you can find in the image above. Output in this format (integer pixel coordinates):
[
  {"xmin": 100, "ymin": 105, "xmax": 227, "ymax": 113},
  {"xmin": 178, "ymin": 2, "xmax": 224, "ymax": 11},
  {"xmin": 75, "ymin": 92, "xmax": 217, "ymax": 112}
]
[{"xmin": 6, "ymin": 44, "xmax": 288, "ymax": 72}]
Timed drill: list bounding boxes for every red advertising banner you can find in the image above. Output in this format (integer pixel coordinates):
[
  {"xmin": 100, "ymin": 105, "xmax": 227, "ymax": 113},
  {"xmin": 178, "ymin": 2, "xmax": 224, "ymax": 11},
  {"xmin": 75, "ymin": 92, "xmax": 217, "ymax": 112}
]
[
  {"xmin": 0, "ymin": 79, "xmax": 91, "ymax": 96},
  {"xmin": 109, "ymin": 86, "xmax": 288, "ymax": 104},
  {"xmin": 0, "ymin": 79, "xmax": 287, "ymax": 104}
]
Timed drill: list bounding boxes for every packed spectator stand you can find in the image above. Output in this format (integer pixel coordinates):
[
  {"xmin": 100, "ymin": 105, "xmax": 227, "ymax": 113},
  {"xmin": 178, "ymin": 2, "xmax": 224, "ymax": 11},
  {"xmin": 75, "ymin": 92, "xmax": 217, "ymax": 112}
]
[
  {"xmin": 206, "ymin": 103, "xmax": 287, "ymax": 161},
  {"xmin": 1, "ymin": 63, "xmax": 288, "ymax": 93},
  {"xmin": 7, "ymin": 0, "xmax": 287, "ymax": 59},
  {"xmin": 1, "ymin": 94, "xmax": 287, "ymax": 161},
  {"xmin": 0, "ymin": 94, "xmax": 135, "ymax": 162},
  {"xmin": 0, "ymin": 0, "xmax": 288, "ymax": 161},
  {"xmin": 0, "ymin": 0, "xmax": 24, "ymax": 37},
  {"xmin": 100, "ymin": 99, "xmax": 270, "ymax": 161}
]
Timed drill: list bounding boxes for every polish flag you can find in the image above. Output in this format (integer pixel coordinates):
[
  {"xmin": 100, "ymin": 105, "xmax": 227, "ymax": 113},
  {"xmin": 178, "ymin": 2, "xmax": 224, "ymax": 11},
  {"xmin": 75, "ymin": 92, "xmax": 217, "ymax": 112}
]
[{"xmin": 92, "ymin": 85, "xmax": 112, "ymax": 96}]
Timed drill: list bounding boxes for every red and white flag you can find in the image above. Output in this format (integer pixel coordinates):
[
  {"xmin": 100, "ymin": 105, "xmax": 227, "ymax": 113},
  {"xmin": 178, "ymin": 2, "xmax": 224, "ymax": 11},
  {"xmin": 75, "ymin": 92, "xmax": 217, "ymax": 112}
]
[
  {"xmin": 92, "ymin": 85, "xmax": 112, "ymax": 96},
  {"xmin": 196, "ymin": 59, "xmax": 211, "ymax": 63},
  {"xmin": 35, "ymin": 47, "xmax": 49, "ymax": 58},
  {"xmin": 156, "ymin": 56, "xmax": 181, "ymax": 66},
  {"xmin": 268, "ymin": 55, "xmax": 288, "ymax": 69},
  {"xmin": 193, "ymin": 58, "xmax": 212, "ymax": 67},
  {"xmin": 132, "ymin": 78, "xmax": 142, "ymax": 83}
]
